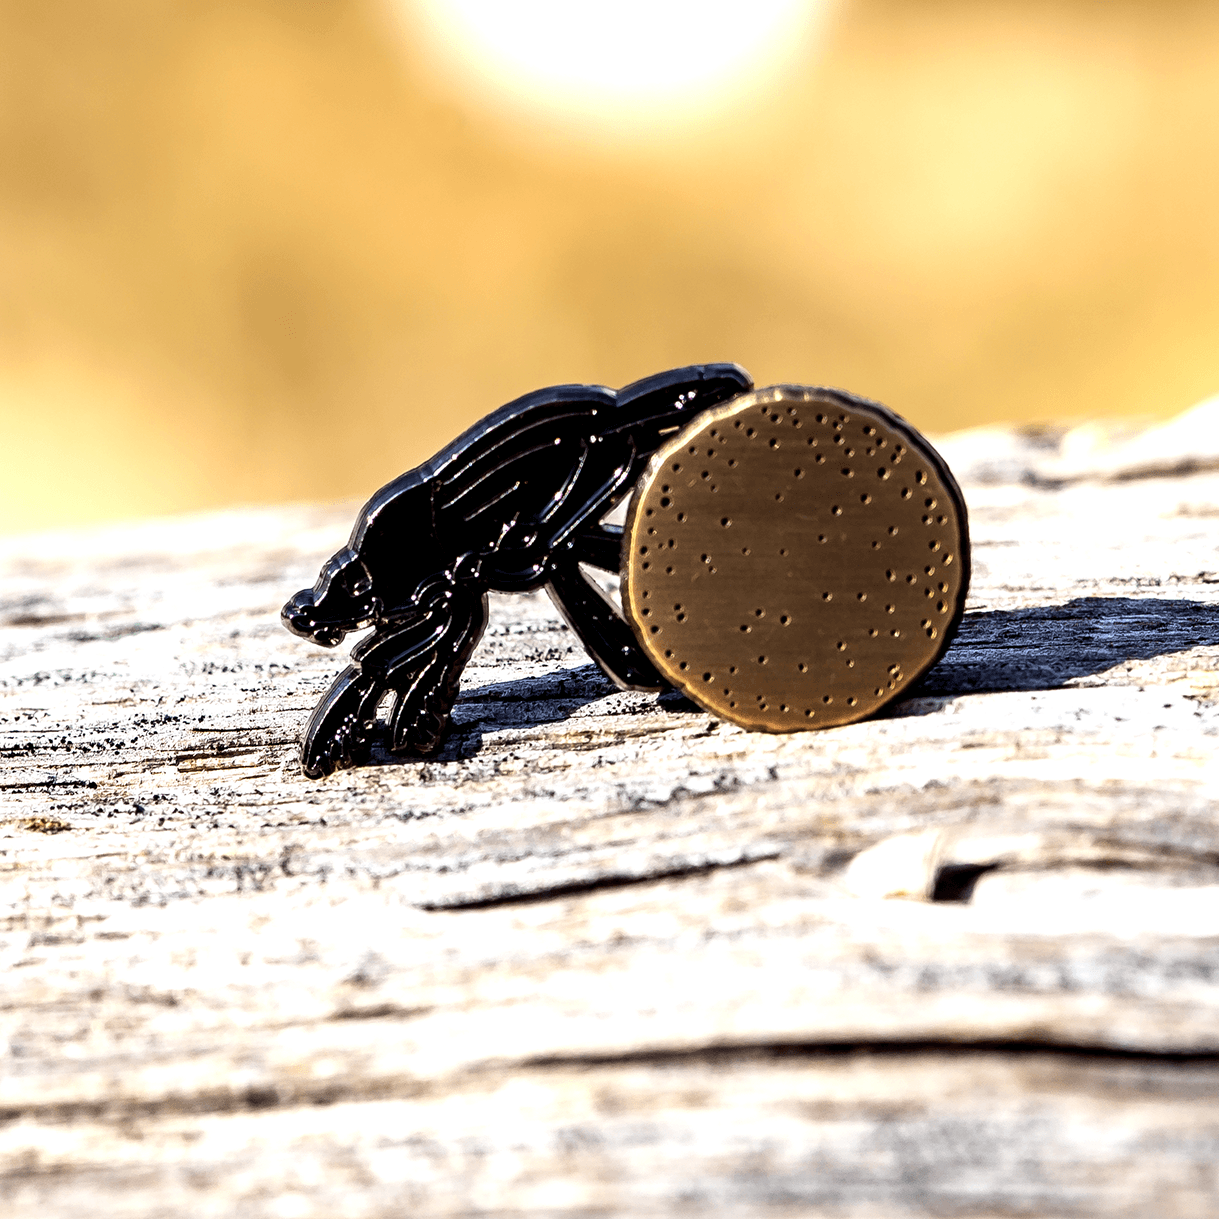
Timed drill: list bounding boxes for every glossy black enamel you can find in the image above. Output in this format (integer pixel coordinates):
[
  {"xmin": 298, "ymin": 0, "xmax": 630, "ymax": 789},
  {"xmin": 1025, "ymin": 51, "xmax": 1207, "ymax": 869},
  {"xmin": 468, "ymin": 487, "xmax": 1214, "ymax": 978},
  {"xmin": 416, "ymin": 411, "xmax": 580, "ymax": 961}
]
[{"xmin": 282, "ymin": 363, "xmax": 753, "ymax": 777}]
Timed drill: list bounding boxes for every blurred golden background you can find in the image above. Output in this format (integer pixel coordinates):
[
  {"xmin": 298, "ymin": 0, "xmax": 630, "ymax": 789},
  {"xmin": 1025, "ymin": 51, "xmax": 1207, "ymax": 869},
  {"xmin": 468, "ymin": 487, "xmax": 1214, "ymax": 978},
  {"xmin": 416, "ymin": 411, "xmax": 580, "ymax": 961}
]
[{"xmin": 2, "ymin": 0, "xmax": 1218, "ymax": 532}]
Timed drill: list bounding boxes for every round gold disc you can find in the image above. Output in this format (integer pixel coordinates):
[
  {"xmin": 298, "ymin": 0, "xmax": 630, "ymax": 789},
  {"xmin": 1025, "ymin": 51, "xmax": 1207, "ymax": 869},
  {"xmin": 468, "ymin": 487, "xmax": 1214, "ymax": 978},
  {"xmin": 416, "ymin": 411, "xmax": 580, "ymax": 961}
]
[{"xmin": 622, "ymin": 386, "xmax": 970, "ymax": 731}]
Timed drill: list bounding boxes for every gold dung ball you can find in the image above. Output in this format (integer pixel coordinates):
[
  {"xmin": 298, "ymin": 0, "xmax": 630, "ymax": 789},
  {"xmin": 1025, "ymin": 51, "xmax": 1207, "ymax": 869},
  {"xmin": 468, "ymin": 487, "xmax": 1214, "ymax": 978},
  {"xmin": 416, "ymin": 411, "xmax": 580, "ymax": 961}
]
[{"xmin": 622, "ymin": 386, "xmax": 970, "ymax": 731}]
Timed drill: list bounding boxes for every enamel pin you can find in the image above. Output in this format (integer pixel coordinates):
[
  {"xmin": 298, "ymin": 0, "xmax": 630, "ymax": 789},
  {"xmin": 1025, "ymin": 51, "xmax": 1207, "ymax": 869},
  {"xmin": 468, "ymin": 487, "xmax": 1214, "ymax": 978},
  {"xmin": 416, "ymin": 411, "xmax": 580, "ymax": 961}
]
[
  {"xmin": 281, "ymin": 364, "xmax": 753, "ymax": 776},
  {"xmin": 283, "ymin": 366, "xmax": 969, "ymax": 776}
]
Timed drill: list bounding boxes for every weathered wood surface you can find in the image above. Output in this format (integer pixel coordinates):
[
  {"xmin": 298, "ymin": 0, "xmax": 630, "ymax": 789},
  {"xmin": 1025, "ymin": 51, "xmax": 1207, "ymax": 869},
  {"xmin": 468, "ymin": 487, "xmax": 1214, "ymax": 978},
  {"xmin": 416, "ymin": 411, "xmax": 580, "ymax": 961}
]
[{"xmin": 2, "ymin": 405, "xmax": 1218, "ymax": 1216}]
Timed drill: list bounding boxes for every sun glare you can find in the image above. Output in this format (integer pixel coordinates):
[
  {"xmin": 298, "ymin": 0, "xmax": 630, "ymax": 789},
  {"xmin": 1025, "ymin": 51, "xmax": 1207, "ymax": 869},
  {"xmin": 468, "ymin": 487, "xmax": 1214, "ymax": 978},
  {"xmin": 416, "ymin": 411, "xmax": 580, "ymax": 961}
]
[{"xmin": 401, "ymin": 0, "xmax": 835, "ymax": 138}]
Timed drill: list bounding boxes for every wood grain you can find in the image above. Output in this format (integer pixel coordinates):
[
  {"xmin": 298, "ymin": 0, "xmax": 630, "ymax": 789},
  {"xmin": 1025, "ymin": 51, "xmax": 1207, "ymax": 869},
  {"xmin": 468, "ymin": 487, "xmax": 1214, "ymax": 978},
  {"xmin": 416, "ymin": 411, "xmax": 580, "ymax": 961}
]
[{"xmin": 2, "ymin": 410, "xmax": 1218, "ymax": 1216}]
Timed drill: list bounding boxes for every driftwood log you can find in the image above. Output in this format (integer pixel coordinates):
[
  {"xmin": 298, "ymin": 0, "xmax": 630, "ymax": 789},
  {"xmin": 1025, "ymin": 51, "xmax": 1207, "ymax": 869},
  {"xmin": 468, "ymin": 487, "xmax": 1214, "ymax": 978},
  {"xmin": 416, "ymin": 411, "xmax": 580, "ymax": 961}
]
[{"xmin": 2, "ymin": 405, "xmax": 1218, "ymax": 1217}]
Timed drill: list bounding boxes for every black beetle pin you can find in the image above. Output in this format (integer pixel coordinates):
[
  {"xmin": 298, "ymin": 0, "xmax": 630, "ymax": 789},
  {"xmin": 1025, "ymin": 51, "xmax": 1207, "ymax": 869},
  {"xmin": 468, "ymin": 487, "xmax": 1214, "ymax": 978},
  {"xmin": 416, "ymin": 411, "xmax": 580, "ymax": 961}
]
[{"xmin": 282, "ymin": 363, "xmax": 754, "ymax": 777}]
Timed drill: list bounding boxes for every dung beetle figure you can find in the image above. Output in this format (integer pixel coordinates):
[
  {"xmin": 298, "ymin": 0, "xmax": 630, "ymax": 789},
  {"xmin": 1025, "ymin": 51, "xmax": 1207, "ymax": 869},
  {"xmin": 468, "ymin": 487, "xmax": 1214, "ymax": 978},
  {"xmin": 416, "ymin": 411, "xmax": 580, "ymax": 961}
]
[{"xmin": 282, "ymin": 363, "xmax": 753, "ymax": 777}]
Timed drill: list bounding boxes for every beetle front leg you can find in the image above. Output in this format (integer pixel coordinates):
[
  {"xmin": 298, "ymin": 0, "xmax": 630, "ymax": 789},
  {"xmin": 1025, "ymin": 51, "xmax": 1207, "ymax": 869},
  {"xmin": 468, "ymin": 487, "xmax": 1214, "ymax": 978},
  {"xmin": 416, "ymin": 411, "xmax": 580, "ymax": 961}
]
[
  {"xmin": 299, "ymin": 664, "xmax": 383, "ymax": 778},
  {"xmin": 385, "ymin": 591, "xmax": 490, "ymax": 757}
]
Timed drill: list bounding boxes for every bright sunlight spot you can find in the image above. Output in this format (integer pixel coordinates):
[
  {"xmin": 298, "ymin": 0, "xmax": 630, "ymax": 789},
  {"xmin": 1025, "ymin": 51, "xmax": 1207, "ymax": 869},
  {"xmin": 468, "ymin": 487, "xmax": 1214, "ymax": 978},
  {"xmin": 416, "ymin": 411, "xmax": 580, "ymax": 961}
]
[{"xmin": 402, "ymin": 0, "xmax": 835, "ymax": 137}]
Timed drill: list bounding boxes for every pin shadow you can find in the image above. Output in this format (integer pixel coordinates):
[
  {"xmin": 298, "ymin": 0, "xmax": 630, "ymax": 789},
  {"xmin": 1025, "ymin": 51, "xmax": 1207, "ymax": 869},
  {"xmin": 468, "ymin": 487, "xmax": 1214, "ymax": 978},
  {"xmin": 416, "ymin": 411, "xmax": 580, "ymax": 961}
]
[
  {"xmin": 376, "ymin": 664, "xmax": 623, "ymax": 764},
  {"xmin": 361, "ymin": 662, "xmax": 702, "ymax": 766},
  {"xmin": 914, "ymin": 595, "xmax": 1219, "ymax": 698}
]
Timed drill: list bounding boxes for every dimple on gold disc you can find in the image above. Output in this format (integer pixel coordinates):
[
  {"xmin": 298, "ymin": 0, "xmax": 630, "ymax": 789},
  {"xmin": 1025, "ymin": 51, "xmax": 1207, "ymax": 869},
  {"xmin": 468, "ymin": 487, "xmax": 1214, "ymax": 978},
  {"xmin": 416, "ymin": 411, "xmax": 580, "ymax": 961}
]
[{"xmin": 622, "ymin": 386, "xmax": 970, "ymax": 731}]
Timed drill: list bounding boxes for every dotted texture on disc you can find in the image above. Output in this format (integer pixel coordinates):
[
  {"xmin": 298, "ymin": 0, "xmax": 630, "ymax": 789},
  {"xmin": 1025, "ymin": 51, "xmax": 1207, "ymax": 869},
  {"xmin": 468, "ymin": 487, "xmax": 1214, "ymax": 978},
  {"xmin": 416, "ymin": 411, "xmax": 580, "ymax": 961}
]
[{"xmin": 621, "ymin": 386, "xmax": 970, "ymax": 732}]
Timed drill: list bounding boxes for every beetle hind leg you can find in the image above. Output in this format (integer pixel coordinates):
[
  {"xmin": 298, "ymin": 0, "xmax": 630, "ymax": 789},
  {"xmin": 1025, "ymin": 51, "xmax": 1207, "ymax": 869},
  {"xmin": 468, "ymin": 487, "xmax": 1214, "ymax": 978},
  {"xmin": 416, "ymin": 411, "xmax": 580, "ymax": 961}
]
[{"xmin": 547, "ymin": 561, "xmax": 664, "ymax": 691}]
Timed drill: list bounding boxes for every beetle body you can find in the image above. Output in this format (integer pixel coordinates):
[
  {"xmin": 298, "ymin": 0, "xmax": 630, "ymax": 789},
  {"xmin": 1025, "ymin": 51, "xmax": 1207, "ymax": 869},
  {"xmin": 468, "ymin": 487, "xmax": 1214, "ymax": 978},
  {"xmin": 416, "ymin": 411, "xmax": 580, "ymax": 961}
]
[{"xmin": 283, "ymin": 363, "xmax": 753, "ymax": 777}]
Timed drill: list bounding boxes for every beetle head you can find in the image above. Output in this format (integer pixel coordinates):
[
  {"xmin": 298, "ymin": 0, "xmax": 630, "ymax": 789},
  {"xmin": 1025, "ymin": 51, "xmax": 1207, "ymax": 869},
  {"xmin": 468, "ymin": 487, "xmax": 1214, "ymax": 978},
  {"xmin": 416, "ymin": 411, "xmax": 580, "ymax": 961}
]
[{"xmin": 282, "ymin": 547, "xmax": 377, "ymax": 648}]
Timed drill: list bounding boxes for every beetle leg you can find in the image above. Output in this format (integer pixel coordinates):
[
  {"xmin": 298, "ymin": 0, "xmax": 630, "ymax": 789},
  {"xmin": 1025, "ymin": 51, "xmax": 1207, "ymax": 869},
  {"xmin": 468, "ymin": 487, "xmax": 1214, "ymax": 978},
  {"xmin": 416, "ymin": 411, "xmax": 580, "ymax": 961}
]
[
  {"xmin": 547, "ymin": 562, "xmax": 663, "ymax": 691},
  {"xmin": 384, "ymin": 591, "xmax": 490, "ymax": 757},
  {"xmin": 299, "ymin": 664, "xmax": 382, "ymax": 778},
  {"xmin": 566, "ymin": 523, "xmax": 624, "ymax": 572}
]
